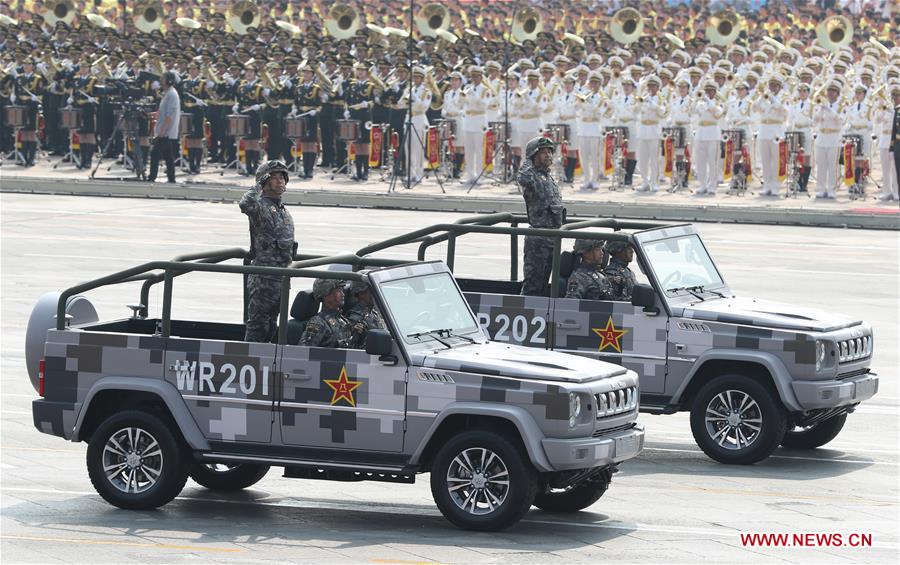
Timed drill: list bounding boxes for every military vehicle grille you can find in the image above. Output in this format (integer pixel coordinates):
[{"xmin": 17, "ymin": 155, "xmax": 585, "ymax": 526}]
[
  {"xmin": 837, "ymin": 335, "xmax": 872, "ymax": 364},
  {"xmin": 596, "ymin": 386, "xmax": 638, "ymax": 418}
]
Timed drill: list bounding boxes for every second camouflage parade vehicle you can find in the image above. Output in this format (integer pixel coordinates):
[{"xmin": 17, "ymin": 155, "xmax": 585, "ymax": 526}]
[
  {"xmin": 355, "ymin": 213, "xmax": 879, "ymax": 465},
  {"xmin": 26, "ymin": 251, "xmax": 644, "ymax": 531}
]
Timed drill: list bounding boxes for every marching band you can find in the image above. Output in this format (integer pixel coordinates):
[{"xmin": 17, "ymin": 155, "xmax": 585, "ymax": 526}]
[{"xmin": 1, "ymin": 0, "xmax": 899, "ymax": 201}]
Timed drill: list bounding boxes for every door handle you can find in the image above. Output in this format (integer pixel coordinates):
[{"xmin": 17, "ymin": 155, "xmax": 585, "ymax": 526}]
[
  {"xmin": 287, "ymin": 368, "xmax": 310, "ymax": 380},
  {"xmin": 674, "ymin": 343, "xmax": 686, "ymax": 351},
  {"xmin": 557, "ymin": 321, "xmax": 580, "ymax": 329}
]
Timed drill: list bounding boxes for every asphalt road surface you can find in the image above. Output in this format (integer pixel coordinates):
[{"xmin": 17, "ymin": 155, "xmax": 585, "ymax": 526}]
[{"xmin": 2, "ymin": 193, "xmax": 898, "ymax": 564}]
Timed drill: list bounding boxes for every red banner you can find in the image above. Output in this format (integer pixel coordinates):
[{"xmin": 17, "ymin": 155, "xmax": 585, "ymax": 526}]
[
  {"xmin": 603, "ymin": 133, "xmax": 615, "ymax": 176},
  {"xmin": 426, "ymin": 126, "xmax": 440, "ymax": 169},
  {"xmin": 741, "ymin": 145, "xmax": 751, "ymax": 180},
  {"xmin": 843, "ymin": 142, "xmax": 855, "ymax": 186},
  {"xmin": 483, "ymin": 129, "xmax": 494, "ymax": 172},
  {"xmin": 390, "ymin": 130, "xmax": 399, "ymax": 151},
  {"xmin": 777, "ymin": 139, "xmax": 787, "ymax": 181},
  {"xmin": 71, "ymin": 131, "xmax": 80, "ymax": 151},
  {"xmin": 369, "ymin": 125, "xmax": 383, "ymax": 167},
  {"xmin": 663, "ymin": 136, "xmax": 674, "ymax": 177},
  {"xmin": 723, "ymin": 138, "xmax": 734, "ymax": 181},
  {"xmin": 684, "ymin": 143, "xmax": 692, "ymax": 179}
]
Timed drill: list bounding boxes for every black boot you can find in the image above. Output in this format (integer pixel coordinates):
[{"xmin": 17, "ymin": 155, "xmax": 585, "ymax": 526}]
[
  {"xmin": 246, "ymin": 151, "xmax": 257, "ymax": 175},
  {"xmin": 564, "ymin": 157, "xmax": 576, "ymax": 183},
  {"xmin": 24, "ymin": 141, "xmax": 35, "ymax": 165},
  {"xmin": 81, "ymin": 143, "xmax": 94, "ymax": 169},
  {"xmin": 799, "ymin": 166, "xmax": 811, "ymax": 192},
  {"xmin": 452, "ymin": 153, "xmax": 462, "ymax": 178},
  {"xmin": 625, "ymin": 159, "xmax": 637, "ymax": 186},
  {"xmin": 512, "ymin": 155, "xmax": 521, "ymax": 174},
  {"xmin": 362, "ymin": 159, "xmax": 369, "ymax": 181}
]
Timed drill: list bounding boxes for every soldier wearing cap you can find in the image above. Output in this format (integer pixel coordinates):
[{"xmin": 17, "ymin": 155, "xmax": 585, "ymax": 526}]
[
  {"xmin": 461, "ymin": 65, "xmax": 492, "ymax": 186},
  {"xmin": 635, "ymin": 74, "xmax": 666, "ymax": 192},
  {"xmin": 755, "ymin": 75, "xmax": 789, "ymax": 196},
  {"xmin": 611, "ymin": 77, "xmax": 639, "ymax": 186},
  {"xmin": 553, "ymin": 74, "xmax": 579, "ymax": 184},
  {"xmin": 181, "ymin": 61, "xmax": 208, "ymax": 174},
  {"xmin": 692, "ymin": 81, "xmax": 723, "ymax": 195},
  {"xmin": 294, "ymin": 62, "xmax": 325, "ymax": 179},
  {"xmin": 240, "ymin": 160, "xmax": 296, "ymax": 343},
  {"xmin": 602, "ymin": 240, "xmax": 636, "ymax": 302},
  {"xmin": 344, "ymin": 61, "xmax": 377, "ymax": 181},
  {"xmin": 299, "ymin": 279, "xmax": 362, "ymax": 349},
  {"xmin": 877, "ymin": 85, "xmax": 900, "ymax": 201},
  {"xmin": 12, "ymin": 57, "xmax": 44, "ymax": 166},
  {"xmin": 345, "ymin": 277, "xmax": 386, "ymax": 347},
  {"xmin": 787, "ymin": 83, "xmax": 814, "ymax": 193},
  {"xmin": 566, "ymin": 239, "xmax": 613, "ymax": 300},
  {"xmin": 519, "ymin": 136, "xmax": 564, "ymax": 296},
  {"xmin": 234, "ymin": 62, "xmax": 265, "ymax": 175},
  {"xmin": 843, "ymin": 85, "xmax": 872, "ymax": 175},
  {"xmin": 441, "ymin": 71, "xmax": 466, "ymax": 179},
  {"xmin": 814, "ymin": 81, "xmax": 844, "ymax": 199},
  {"xmin": 402, "ymin": 66, "xmax": 432, "ymax": 185}
]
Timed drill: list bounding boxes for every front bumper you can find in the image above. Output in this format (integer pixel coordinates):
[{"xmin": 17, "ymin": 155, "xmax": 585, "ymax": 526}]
[
  {"xmin": 792, "ymin": 371, "xmax": 879, "ymax": 410},
  {"xmin": 541, "ymin": 424, "xmax": 644, "ymax": 471}
]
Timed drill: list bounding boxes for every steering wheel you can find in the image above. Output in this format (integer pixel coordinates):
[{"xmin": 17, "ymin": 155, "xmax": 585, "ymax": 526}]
[{"xmin": 661, "ymin": 270, "xmax": 683, "ymax": 290}]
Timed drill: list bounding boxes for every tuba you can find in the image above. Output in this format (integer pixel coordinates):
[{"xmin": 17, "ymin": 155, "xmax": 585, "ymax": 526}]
[
  {"xmin": 415, "ymin": 3, "xmax": 449, "ymax": 38},
  {"xmin": 43, "ymin": 0, "xmax": 76, "ymax": 27},
  {"xmin": 325, "ymin": 4, "xmax": 360, "ymax": 40},
  {"xmin": 608, "ymin": 7, "xmax": 642, "ymax": 45},
  {"xmin": 706, "ymin": 10, "xmax": 743, "ymax": 46},
  {"xmin": 817, "ymin": 16, "xmax": 853, "ymax": 53},
  {"xmin": 512, "ymin": 7, "xmax": 542, "ymax": 43},
  {"xmin": 134, "ymin": 1, "xmax": 164, "ymax": 34},
  {"xmin": 229, "ymin": 1, "xmax": 260, "ymax": 36}
]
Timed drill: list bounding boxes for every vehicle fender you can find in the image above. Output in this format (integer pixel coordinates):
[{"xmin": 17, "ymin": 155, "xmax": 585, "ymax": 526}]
[
  {"xmin": 672, "ymin": 349, "xmax": 802, "ymax": 412},
  {"xmin": 72, "ymin": 377, "xmax": 210, "ymax": 450},
  {"xmin": 25, "ymin": 292, "xmax": 98, "ymax": 392},
  {"xmin": 408, "ymin": 402, "xmax": 554, "ymax": 472}
]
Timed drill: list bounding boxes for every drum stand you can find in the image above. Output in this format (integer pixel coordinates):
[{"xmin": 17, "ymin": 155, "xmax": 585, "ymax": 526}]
[
  {"xmin": 4, "ymin": 126, "xmax": 28, "ymax": 166},
  {"xmin": 219, "ymin": 135, "xmax": 246, "ymax": 175},
  {"xmin": 330, "ymin": 138, "xmax": 354, "ymax": 180},
  {"xmin": 389, "ymin": 121, "xmax": 446, "ymax": 193},
  {"xmin": 610, "ymin": 147, "xmax": 627, "ymax": 191},
  {"xmin": 174, "ymin": 136, "xmax": 190, "ymax": 173},
  {"xmin": 286, "ymin": 138, "xmax": 302, "ymax": 174},
  {"xmin": 52, "ymin": 129, "xmax": 81, "ymax": 169}
]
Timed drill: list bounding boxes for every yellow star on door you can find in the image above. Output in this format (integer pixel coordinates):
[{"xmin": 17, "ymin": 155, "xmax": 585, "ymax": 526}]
[
  {"xmin": 592, "ymin": 316, "xmax": 629, "ymax": 353},
  {"xmin": 324, "ymin": 366, "xmax": 363, "ymax": 407}
]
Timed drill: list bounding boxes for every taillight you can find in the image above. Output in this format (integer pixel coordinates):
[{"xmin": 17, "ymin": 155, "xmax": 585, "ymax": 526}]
[{"xmin": 38, "ymin": 358, "xmax": 45, "ymax": 397}]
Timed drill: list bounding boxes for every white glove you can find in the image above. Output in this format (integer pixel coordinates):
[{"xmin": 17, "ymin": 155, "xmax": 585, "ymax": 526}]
[
  {"xmin": 250, "ymin": 104, "xmax": 261, "ymax": 112},
  {"xmin": 9, "ymin": 94, "xmax": 14, "ymax": 103},
  {"xmin": 200, "ymin": 100, "xmax": 207, "ymax": 107},
  {"xmin": 232, "ymin": 103, "xmax": 239, "ymax": 113},
  {"xmin": 66, "ymin": 96, "xmax": 74, "ymax": 105},
  {"xmin": 151, "ymin": 80, "xmax": 160, "ymax": 90},
  {"xmin": 8, "ymin": 68, "xmax": 17, "ymax": 78},
  {"xmin": 31, "ymin": 95, "xmax": 39, "ymax": 102},
  {"xmin": 205, "ymin": 80, "xmax": 215, "ymax": 89},
  {"xmin": 225, "ymin": 77, "xmax": 235, "ymax": 87},
  {"xmin": 309, "ymin": 109, "xmax": 317, "ymax": 117},
  {"xmin": 88, "ymin": 96, "xmax": 98, "ymax": 104},
  {"xmin": 343, "ymin": 109, "xmax": 350, "ymax": 119},
  {"xmin": 262, "ymin": 88, "xmax": 271, "ymax": 97}
]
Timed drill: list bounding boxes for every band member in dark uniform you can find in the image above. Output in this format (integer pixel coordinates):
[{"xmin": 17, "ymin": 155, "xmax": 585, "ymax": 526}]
[
  {"xmin": 384, "ymin": 65, "xmax": 409, "ymax": 176},
  {"xmin": 318, "ymin": 55, "xmax": 340, "ymax": 169},
  {"xmin": 294, "ymin": 63, "xmax": 326, "ymax": 179},
  {"xmin": 237, "ymin": 62, "xmax": 264, "ymax": 175},
  {"xmin": 181, "ymin": 61, "xmax": 208, "ymax": 173},
  {"xmin": 14, "ymin": 58, "xmax": 46, "ymax": 166},
  {"xmin": 221, "ymin": 61, "xmax": 242, "ymax": 167},
  {"xmin": 0, "ymin": 66, "xmax": 15, "ymax": 154},
  {"xmin": 344, "ymin": 62, "xmax": 377, "ymax": 181},
  {"xmin": 261, "ymin": 62, "xmax": 287, "ymax": 164},
  {"xmin": 72, "ymin": 62, "xmax": 99, "ymax": 169}
]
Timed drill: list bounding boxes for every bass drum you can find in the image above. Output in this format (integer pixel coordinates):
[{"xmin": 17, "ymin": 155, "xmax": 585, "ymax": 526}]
[{"xmin": 25, "ymin": 292, "xmax": 99, "ymax": 392}]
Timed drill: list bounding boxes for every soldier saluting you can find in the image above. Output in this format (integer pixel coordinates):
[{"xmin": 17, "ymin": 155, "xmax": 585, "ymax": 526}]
[
  {"xmin": 240, "ymin": 160, "xmax": 297, "ymax": 343},
  {"xmin": 519, "ymin": 136, "xmax": 565, "ymax": 296}
]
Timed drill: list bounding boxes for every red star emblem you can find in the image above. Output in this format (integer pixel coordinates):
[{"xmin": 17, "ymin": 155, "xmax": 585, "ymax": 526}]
[
  {"xmin": 324, "ymin": 366, "xmax": 363, "ymax": 407},
  {"xmin": 592, "ymin": 316, "xmax": 629, "ymax": 353}
]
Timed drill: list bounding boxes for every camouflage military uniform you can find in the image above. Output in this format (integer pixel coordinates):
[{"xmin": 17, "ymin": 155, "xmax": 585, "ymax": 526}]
[
  {"xmin": 299, "ymin": 307, "xmax": 356, "ymax": 348},
  {"xmin": 240, "ymin": 185, "xmax": 296, "ymax": 342},
  {"xmin": 518, "ymin": 159, "xmax": 565, "ymax": 296},
  {"xmin": 603, "ymin": 258, "xmax": 636, "ymax": 301},
  {"xmin": 566, "ymin": 264, "xmax": 614, "ymax": 300},
  {"xmin": 345, "ymin": 301, "xmax": 385, "ymax": 347}
]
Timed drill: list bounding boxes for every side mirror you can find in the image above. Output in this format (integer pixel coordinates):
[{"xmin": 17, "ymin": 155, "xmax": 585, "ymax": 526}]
[
  {"xmin": 365, "ymin": 329, "xmax": 394, "ymax": 356},
  {"xmin": 631, "ymin": 284, "xmax": 658, "ymax": 313}
]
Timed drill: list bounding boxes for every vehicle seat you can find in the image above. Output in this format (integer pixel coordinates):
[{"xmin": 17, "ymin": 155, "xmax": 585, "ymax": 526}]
[
  {"xmin": 286, "ymin": 290, "xmax": 319, "ymax": 344},
  {"xmin": 557, "ymin": 251, "xmax": 579, "ymax": 297}
]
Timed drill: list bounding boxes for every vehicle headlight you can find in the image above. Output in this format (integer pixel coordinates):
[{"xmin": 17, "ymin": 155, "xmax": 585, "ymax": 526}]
[
  {"xmin": 815, "ymin": 340, "xmax": 826, "ymax": 371},
  {"xmin": 569, "ymin": 392, "xmax": 582, "ymax": 428}
]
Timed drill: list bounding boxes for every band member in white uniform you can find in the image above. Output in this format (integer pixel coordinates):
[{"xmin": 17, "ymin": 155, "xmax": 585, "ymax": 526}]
[
  {"xmin": 874, "ymin": 86, "xmax": 899, "ymax": 201},
  {"xmin": 634, "ymin": 75, "xmax": 666, "ymax": 192},
  {"xmin": 787, "ymin": 84, "xmax": 815, "ymax": 192},
  {"xmin": 755, "ymin": 76, "xmax": 789, "ymax": 196},
  {"xmin": 577, "ymin": 71, "xmax": 607, "ymax": 190},
  {"xmin": 441, "ymin": 71, "xmax": 466, "ymax": 179},
  {"xmin": 692, "ymin": 82, "xmax": 724, "ymax": 195},
  {"xmin": 813, "ymin": 82, "xmax": 844, "ymax": 199},
  {"xmin": 842, "ymin": 85, "xmax": 872, "ymax": 162},
  {"xmin": 461, "ymin": 66, "xmax": 492, "ymax": 186},
  {"xmin": 553, "ymin": 74, "xmax": 580, "ymax": 183},
  {"xmin": 403, "ymin": 66, "xmax": 432, "ymax": 185}
]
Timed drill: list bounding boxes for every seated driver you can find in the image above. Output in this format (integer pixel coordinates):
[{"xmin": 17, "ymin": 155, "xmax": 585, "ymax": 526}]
[
  {"xmin": 602, "ymin": 241, "xmax": 636, "ymax": 301},
  {"xmin": 344, "ymin": 278, "xmax": 386, "ymax": 347},
  {"xmin": 299, "ymin": 278, "xmax": 365, "ymax": 348},
  {"xmin": 566, "ymin": 239, "xmax": 613, "ymax": 300}
]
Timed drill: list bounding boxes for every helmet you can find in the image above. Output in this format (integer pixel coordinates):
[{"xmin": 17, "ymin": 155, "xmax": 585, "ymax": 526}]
[
  {"xmin": 312, "ymin": 278, "xmax": 344, "ymax": 300},
  {"xmin": 525, "ymin": 136, "xmax": 555, "ymax": 159},
  {"xmin": 255, "ymin": 159, "xmax": 289, "ymax": 188},
  {"xmin": 573, "ymin": 238, "xmax": 604, "ymax": 255},
  {"xmin": 348, "ymin": 278, "xmax": 370, "ymax": 295},
  {"xmin": 604, "ymin": 240, "xmax": 629, "ymax": 254}
]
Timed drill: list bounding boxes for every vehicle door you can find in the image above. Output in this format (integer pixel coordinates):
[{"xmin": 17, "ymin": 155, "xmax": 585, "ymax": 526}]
[
  {"xmin": 465, "ymin": 291, "xmax": 552, "ymax": 350},
  {"xmin": 278, "ymin": 344, "xmax": 406, "ymax": 452},
  {"xmin": 164, "ymin": 337, "xmax": 277, "ymax": 444}
]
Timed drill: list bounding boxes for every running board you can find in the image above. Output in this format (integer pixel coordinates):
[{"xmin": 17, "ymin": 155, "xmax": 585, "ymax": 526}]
[
  {"xmin": 197, "ymin": 451, "xmax": 416, "ymax": 480},
  {"xmin": 283, "ymin": 466, "xmax": 416, "ymax": 484}
]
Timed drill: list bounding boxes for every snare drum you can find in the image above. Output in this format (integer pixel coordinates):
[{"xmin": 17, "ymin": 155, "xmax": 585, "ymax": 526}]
[
  {"xmin": 662, "ymin": 126, "xmax": 686, "ymax": 148},
  {"xmin": 434, "ymin": 119, "xmax": 456, "ymax": 141},
  {"xmin": 58, "ymin": 107, "xmax": 82, "ymax": 130},
  {"xmin": 545, "ymin": 123, "xmax": 570, "ymax": 144},
  {"xmin": 283, "ymin": 116, "xmax": 306, "ymax": 139},
  {"xmin": 723, "ymin": 129, "xmax": 745, "ymax": 151},
  {"xmin": 784, "ymin": 131, "xmax": 805, "ymax": 153},
  {"xmin": 488, "ymin": 121, "xmax": 508, "ymax": 141},
  {"xmin": 226, "ymin": 114, "xmax": 250, "ymax": 137},
  {"xmin": 337, "ymin": 119, "xmax": 360, "ymax": 142},
  {"xmin": 4, "ymin": 105, "xmax": 26, "ymax": 128}
]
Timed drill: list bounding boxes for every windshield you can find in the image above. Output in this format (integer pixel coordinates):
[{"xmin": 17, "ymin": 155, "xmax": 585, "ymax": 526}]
[
  {"xmin": 642, "ymin": 234, "xmax": 724, "ymax": 293},
  {"xmin": 378, "ymin": 272, "xmax": 480, "ymax": 344}
]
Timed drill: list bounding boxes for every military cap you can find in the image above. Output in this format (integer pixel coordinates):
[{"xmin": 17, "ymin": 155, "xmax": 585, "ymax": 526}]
[
  {"xmin": 586, "ymin": 53, "xmax": 603, "ymax": 65},
  {"xmin": 621, "ymin": 77, "xmax": 637, "ymax": 88},
  {"xmin": 645, "ymin": 74, "xmax": 661, "ymax": 87},
  {"xmin": 312, "ymin": 278, "xmax": 344, "ymax": 300},
  {"xmin": 797, "ymin": 83, "xmax": 810, "ymax": 92},
  {"xmin": 468, "ymin": 65, "xmax": 483, "ymax": 75},
  {"xmin": 484, "ymin": 60, "xmax": 501, "ymax": 71},
  {"xmin": 604, "ymin": 240, "xmax": 630, "ymax": 254},
  {"xmin": 675, "ymin": 77, "xmax": 690, "ymax": 87},
  {"xmin": 608, "ymin": 56, "xmax": 624, "ymax": 67},
  {"xmin": 524, "ymin": 69, "xmax": 540, "ymax": 79},
  {"xmin": 854, "ymin": 84, "xmax": 868, "ymax": 94},
  {"xmin": 412, "ymin": 65, "xmax": 425, "ymax": 77},
  {"xmin": 587, "ymin": 70, "xmax": 602, "ymax": 82},
  {"xmin": 449, "ymin": 71, "xmax": 463, "ymax": 80},
  {"xmin": 538, "ymin": 62, "xmax": 555, "ymax": 72},
  {"xmin": 562, "ymin": 73, "xmax": 576, "ymax": 84},
  {"xmin": 687, "ymin": 67, "xmax": 703, "ymax": 77},
  {"xmin": 573, "ymin": 239, "xmax": 604, "ymax": 255}
]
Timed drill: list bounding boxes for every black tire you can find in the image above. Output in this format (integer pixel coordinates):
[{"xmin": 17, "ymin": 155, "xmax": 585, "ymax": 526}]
[
  {"xmin": 690, "ymin": 374, "xmax": 787, "ymax": 465},
  {"xmin": 781, "ymin": 413, "xmax": 847, "ymax": 449},
  {"xmin": 87, "ymin": 410, "xmax": 189, "ymax": 510},
  {"xmin": 533, "ymin": 475, "xmax": 609, "ymax": 513},
  {"xmin": 430, "ymin": 430, "xmax": 538, "ymax": 531},
  {"xmin": 189, "ymin": 463, "xmax": 270, "ymax": 491}
]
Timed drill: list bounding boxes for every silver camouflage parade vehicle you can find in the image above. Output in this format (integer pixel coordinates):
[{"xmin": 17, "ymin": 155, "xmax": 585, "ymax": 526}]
[
  {"xmin": 26, "ymin": 252, "xmax": 644, "ymax": 531},
  {"xmin": 356, "ymin": 213, "xmax": 879, "ymax": 465}
]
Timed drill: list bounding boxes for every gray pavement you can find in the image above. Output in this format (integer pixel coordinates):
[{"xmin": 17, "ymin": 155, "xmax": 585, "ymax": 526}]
[
  {"xmin": 1, "ymin": 151, "xmax": 898, "ymax": 230},
  {"xmin": 1, "ymin": 194, "xmax": 898, "ymax": 563}
]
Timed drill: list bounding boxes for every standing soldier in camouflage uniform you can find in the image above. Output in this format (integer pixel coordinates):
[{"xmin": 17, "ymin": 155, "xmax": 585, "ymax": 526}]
[
  {"xmin": 299, "ymin": 278, "xmax": 363, "ymax": 348},
  {"xmin": 344, "ymin": 278, "xmax": 385, "ymax": 347},
  {"xmin": 566, "ymin": 239, "xmax": 613, "ymax": 300},
  {"xmin": 603, "ymin": 241, "xmax": 636, "ymax": 301},
  {"xmin": 519, "ymin": 136, "xmax": 565, "ymax": 296},
  {"xmin": 240, "ymin": 160, "xmax": 296, "ymax": 342}
]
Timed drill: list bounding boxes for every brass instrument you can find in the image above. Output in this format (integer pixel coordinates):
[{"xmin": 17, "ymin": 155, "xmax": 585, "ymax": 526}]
[
  {"xmin": 706, "ymin": 10, "xmax": 743, "ymax": 46},
  {"xmin": 43, "ymin": 0, "xmax": 75, "ymax": 27},
  {"xmin": 415, "ymin": 3, "xmax": 449, "ymax": 38},
  {"xmin": 175, "ymin": 17, "xmax": 202, "ymax": 30},
  {"xmin": 261, "ymin": 70, "xmax": 278, "ymax": 91},
  {"xmin": 275, "ymin": 20, "xmax": 301, "ymax": 35},
  {"xmin": 206, "ymin": 66, "xmax": 222, "ymax": 85},
  {"xmin": 435, "ymin": 29, "xmax": 458, "ymax": 44},
  {"xmin": 869, "ymin": 38, "xmax": 891, "ymax": 58},
  {"xmin": 563, "ymin": 32, "xmax": 585, "ymax": 46},
  {"xmin": 325, "ymin": 4, "xmax": 360, "ymax": 39},
  {"xmin": 368, "ymin": 70, "xmax": 387, "ymax": 92},
  {"xmin": 817, "ymin": 15, "xmax": 853, "ymax": 53},
  {"xmin": 512, "ymin": 7, "xmax": 542, "ymax": 42},
  {"xmin": 609, "ymin": 7, "xmax": 642, "ymax": 45},
  {"xmin": 86, "ymin": 13, "xmax": 115, "ymax": 29},
  {"xmin": 0, "ymin": 14, "xmax": 18, "ymax": 27},
  {"xmin": 134, "ymin": 1, "xmax": 164, "ymax": 34},
  {"xmin": 762, "ymin": 36, "xmax": 785, "ymax": 51},
  {"xmin": 315, "ymin": 66, "xmax": 334, "ymax": 92},
  {"xmin": 229, "ymin": 1, "xmax": 260, "ymax": 36},
  {"xmin": 663, "ymin": 33, "xmax": 684, "ymax": 49}
]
